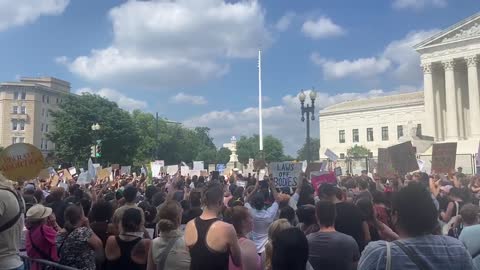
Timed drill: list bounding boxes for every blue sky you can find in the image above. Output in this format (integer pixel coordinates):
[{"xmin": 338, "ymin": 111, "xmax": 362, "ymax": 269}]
[{"xmin": 0, "ymin": 0, "xmax": 478, "ymax": 155}]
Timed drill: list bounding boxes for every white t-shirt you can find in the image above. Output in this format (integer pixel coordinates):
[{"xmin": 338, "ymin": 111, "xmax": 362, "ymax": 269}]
[
  {"xmin": 245, "ymin": 202, "xmax": 279, "ymax": 253},
  {"xmin": 0, "ymin": 187, "xmax": 23, "ymax": 270}
]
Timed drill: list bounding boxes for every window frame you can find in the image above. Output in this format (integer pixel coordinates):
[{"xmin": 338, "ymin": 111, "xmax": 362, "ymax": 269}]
[
  {"xmin": 367, "ymin": 128, "xmax": 374, "ymax": 142},
  {"xmin": 397, "ymin": 125, "xmax": 404, "ymax": 139},
  {"xmin": 381, "ymin": 126, "xmax": 389, "ymax": 141},
  {"xmin": 352, "ymin": 129, "xmax": 359, "ymax": 143},
  {"xmin": 339, "ymin": 130, "xmax": 345, "ymax": 143}
]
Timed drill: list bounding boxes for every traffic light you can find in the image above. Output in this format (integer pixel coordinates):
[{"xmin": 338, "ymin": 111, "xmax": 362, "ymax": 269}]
[
  {"xmin": 96, "ymin": 140, "xmax": 102, "ymax": 158},
  {"xmin": 90, "ymin": 145, "xmax": 96, "ymax": 158}
]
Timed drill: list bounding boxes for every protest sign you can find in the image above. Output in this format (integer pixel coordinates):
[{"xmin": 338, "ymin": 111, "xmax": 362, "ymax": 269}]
[
  {"xmin": 189, "ymin": 170, "xmax": 201, "ymax": 177},
  {"xmin": 68, "ymin": 167, "xmax": 77, "ymax": 176},
  {"xmin": 193, "ymin": 161, "xmax": 204, "ymax": 170},
  {"xmin": 302, "ymin": 160, "xmax": 307, "ymax": 172},
  {"xmin": 431, "ymin": 143, "xmax": 457, "ymax": 174},
  {"xmin": 97, "ymin": 168, "xmax": 111, "ymax": 180},
  {"xmin": 269, "ymin": 162, "xmax": 303, "ymax": 188},
  {"xmin": 120, "ymin": 166, "xmax": 131, "ymax": 175},
  {"xmin": 388, "ymin": 141, "xmax": 418, "ymax": 177},
  {"xmin": 166, "ymin": 165, "xmax": 178, "ymax": 175},
  {"xmin": 88, "ymin": 158, "xmax": 96, "ymax": 182},
  {"xmin": 334, "ymin": 167, "xmax": 342, "ymax": 176},
  {"xmin": 50, "ymin": 175, "xmax": 60, "ymax": 187},
  {"xmin": 112, "ymin": 164, "xmax": 120, "ymax": 170},
  {"xmin": 311, "ymin": 171, "xmax": 336, "ymax": 194},
  {"xmin": 208, "ymin": 164, "xmax": 216, "ymax": 173},
  {"xmin": 201, "ymin": 170, "xmax": 209, "ymax": 177},
  {"xmin": 377, "ymin": 148, "xmax": 396, "ymax": 178},
  {"xmin": 258, "ymin": 169, "xmax": 266, "ymax": 181},
  {"xmin": 77, "ymin": 172, "xmax": 90, "ymax": 185},
  {"xmin": 237, "ymin": 180, "xmax": 246, "ymax": 188},
  {"xmin": 63, "ymin": 169, "xmax": 74, "ymax": 181},
  {"xmin": 216, "ymin": 164, "xmax": 226, "ymax": 173},
  {"xmin": 305, "ymin": 162, "xmax": 322, "ymax": 180},
  {"xmin": 0, "ymin": 143, "xmax": 45, "ymax": 181},
  {"xmin": 325, "ymin": 149, "xmax": 339, "ymax": 161},
  {"xmin": 151, "ymin": 161, "xmax": 164, "ymax": 177},
  {"xmin": 417, "ymin": 159, "xmax": 426, "ymax": 172},
  {"xmin": 37, "ymin": 168, "xmax": 50, "ymax": 180},
  {"xmin": 181, "ymin": 166, "xmax": 190, "ymax": 176}
]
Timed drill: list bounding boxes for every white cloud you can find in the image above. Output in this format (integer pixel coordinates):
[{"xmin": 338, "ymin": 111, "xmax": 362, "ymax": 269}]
[
  {"xmin": 183, "ymin": 88, "xmax": 412, "ymax": 155},
  {"xmin": 275, "ymin": 12, "xmax": 295, "ymax": 32},
  {"xmin": 393, "ymin": 0, "xmax": 447, "ymax": 10},
  {"xmin": 311, "ymin": 29, "xmax": 439, "ymax": 84},
  {"xmin": 0, "ymin": 0, "xmax": 69, "ymax": 31},
  {"xmin": 59, "ymin": 0, "xmax": 271, "ymax": 89},
  {"xmin": 302, "ymin": 16, "xmax": 345, "ymax": 39},
  {"xmin": 76, "ymin": 87, "xmax": 148, "ymax": 111},
  {"xmin": 170, "ymin": 92, "xmax": 207, "ymax": 105}
]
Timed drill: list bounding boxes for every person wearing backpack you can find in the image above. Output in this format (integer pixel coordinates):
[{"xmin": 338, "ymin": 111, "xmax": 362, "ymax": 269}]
[
  {"xmin": 25, "ymin": 204, "xmax": 59, "ymax": 270},
  {"xmin": 0, "ymin": 175, "xmax": 25, "ymax": 270}
]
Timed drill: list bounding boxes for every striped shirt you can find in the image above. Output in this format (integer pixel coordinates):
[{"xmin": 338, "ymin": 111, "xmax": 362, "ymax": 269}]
[{"xmin": 358, "ymin": 235, "xmax": 474, "ymax": 270}]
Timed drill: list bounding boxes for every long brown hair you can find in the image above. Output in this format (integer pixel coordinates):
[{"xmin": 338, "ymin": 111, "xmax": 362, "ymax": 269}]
[
  {"xmin": 223, "ymin": 206, "xmax": 250, "ymax": 235},
  {"xmin": 156, "ymin": 200, "xmax": 182, "ymax": 232}
]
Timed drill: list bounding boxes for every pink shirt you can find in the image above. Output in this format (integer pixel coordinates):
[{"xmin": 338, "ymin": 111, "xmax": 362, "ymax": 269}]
[
  {"xmin": 26, "ymin": 224, "xmax": 59, "ymax": 270},
  {"xmin": 228, "ymin": 237, "xmax": 261, "ymax": 270}
]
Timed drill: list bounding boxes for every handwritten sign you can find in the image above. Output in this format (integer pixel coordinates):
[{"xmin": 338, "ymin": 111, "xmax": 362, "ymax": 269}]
[
  {"xmin": 269, "ymin": 162, "xmax": 302, "ymax": 187},
  {"xmin": 388, "ymin": 141, "xmax": 418, "ymax": 177},
  {"xmin": 97, "ymin": 168, "xmax": 111, "ymax": 181},
  {"xmin": 120, "ymin": 166, "xmax": 131, "ymax": 175},
  {"xmin": 181, "ymin": 166, "xmax": 190, "ymax": 176},
  {"xmin": 0, "ymin": 143, "xmax": 44, "ymax": 181},
  {"xmin": 189, "ymin": 169, "xmax": 201, "ymax": 177},
  {"xmin": 377, "ymin": 148, "xmax": 396, "ymax": 178},
  {"xmin": 431, "ymin": 143, "xmax": 457, "ymax": 174},
  {"xmin": 193, "ymin": 161, "xmax": 204, "ymax": 170},
  {"xmin": 167, "ymin": 165, "xmax": 179, "ymax": 175}
]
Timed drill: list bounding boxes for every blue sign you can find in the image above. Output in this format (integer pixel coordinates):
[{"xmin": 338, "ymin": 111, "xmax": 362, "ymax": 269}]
[{"xmin": 216, "ymin": 164, "xmax": 225, "ymax": 172}]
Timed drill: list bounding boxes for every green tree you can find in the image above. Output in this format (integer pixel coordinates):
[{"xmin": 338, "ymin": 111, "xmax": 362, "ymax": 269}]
[
  {"xmin": 216, "ymin": 147, "xmax": 231, "ymax": 164},
  {"xmin": 236, "ymin": 134, "xmax": 286, "ymax": 163},
  {"xmin": 296, "ymin": 138, "xmax": 320, "ymax": 161},
  {"xmin": 48, "ymin": 93, "xmax": 139, "ymax": 166},
  {"xmin": 195, "ymin": 148, "xmax": 217, "ymax": 164},
  {"xmin": 347, "ymin": 145, "xmax": 371, "ymax": 158}
]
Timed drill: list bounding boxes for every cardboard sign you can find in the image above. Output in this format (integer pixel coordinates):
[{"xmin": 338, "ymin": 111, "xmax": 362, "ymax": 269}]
[
  {"xmin": 151, "ymin": 161, "xmax": 164, "ymax": 177},
  {"xmin": 63, "ymin": 169, "xmax": 74, "ymax": 181},
  {"xmin": 166, "ymin": 165, "xmax": 179, "ymax": 175},
  {"xmin": 193, "ymin": 161, "xmax": 204, "ymax": 170},
  {"xmin": 68, "ymin": 167, "xmax": 77, "ymax": 176},
  {"xmin": 0, "ymin": 143, "xmax": 45, "ymax": 181},
  {"xmin": 181, "ymin": 166, "xmax": 190, "ymax": 176},
  {"xmin": 325, "ymin": 149, "xmax": 339, "ymax": 161},
  {"xmin": 311, "ymin": 172, "xmax": 336, "ymax": 194},
  {"xmin": 50, "ymin": 175, "xmax": 60, "ymax": 187},
  {"xmin": 189, "ymin": 170, "xmax": 201, "ymax": 177},
  {"xmin": 431, "ymin": 143, "xmax": 457, "ymax": 174},
  {"xmin": 269, "ymin": 162, "xmax": 303, "ymax": 187},
  {"xmin": 201, "ymin": 170, "xmax": 209, "ymax": 177},
  {"xmin": 388, "ymin": 141, "xmax": 418, "ymax": 177},
  {"xmin": 97, "ymin": 168, "xmax": 111, "ymax": 181},
  {"xmin": 377, "ymin": 148, "xmax": 396, "ymax": 178},
  {"xmin": 37, "ymin": 168, "xmax": 50, "ymax": 180},
  {"xmin": 208, "ymin": 164, "xmax": 216, "ymax": 173}
]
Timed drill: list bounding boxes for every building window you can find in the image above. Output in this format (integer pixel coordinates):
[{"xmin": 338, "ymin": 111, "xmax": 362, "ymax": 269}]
[
  {"xmin": 12, "ymin": 137, "xmax": 17, "ymax": 144},
  {"xmin": 397, "ymin": 125, "xmax": 404, "ymax": 139},
  {"xmin": 20, "ymin": 106, "xmax": 26, "ymax": 114},
  {"xmin": 21, "ymin": 92, "xmax": 26, "ymax": 100},
  {"xmin": 42, "ymin": 95, "xmax": 45, "ymax": 103},
  {"xmin": 41, "ymin": 123, "xmax": 44, "ymax": 132},
  {"xmin": 47, "ymin": 96, "xmax": 49, "ymax": 104},
  {"xmin": 340, "ymin": 153, "xmax": 345, "ymax": 159},
  {"xmin": 13, "ymin": 92, "xmax": 19, "ymax": 100},
  {"xmin": 352, "ymin": 129, "xmax": 359, "ymax": 143},
  {"xmin": 45, "ymin": 124, "xmax": 49, "ymax": 132},
  {"xmin": 40, "ymin": 139, "xmax": 44, "ymax": 149},
  {"xmin": 339, "ymin": 130, "xmax": 345, "ymax": 143},
  {"xmin": 12, "ymin": 120, "xmax": 17, "ymax": 130},
  {"xmin": 19, "ymin": 121, "xmax": 25, "ymax": 131},
  {"xmin": 367, "ymin": 128, "xmax": 374, "ymax": 142},
  {"xmin": 19, "ymin": 137, "xmax": 24, "ymax": 143},
  {"xmin": 45, "ymin": 140, "xmax": 48, "ymax": 150},
  {"xmin": 382, "ymin": 126, "xmax": 389, "ymax": 141},
  {"xmin": 12, "ymin": 106, "xmax": 18, "ymax": 114},
  {"xmin": 416, "ymin": 124, "xmax": 422, "ymax": 136}
]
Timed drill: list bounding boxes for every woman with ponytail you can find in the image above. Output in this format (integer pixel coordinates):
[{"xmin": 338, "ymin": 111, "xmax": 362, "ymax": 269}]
[
  {"xmin": 223, "ymin": 206, "xmax": 261, "ymax": 270},
  {"xmin": 56, "ymin": 204, "xmax": 103, "ymax": 270},
  {"xmin": 147, "ymin": 200, "xmax": 190, "ymax": 270}
]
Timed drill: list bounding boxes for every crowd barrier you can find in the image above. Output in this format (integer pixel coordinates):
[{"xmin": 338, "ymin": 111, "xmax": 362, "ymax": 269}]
[{"xmin": 19, "ymin": 254, "xmax": 79, "ymax": 270}]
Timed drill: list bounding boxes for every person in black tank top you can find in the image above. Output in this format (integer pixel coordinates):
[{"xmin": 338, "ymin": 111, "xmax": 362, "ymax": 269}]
[
  {"xmin": 189, "ymin": 217, "xmax": 229, "ymax": 270},
  {"xmin": 185, "ymin": 182, "xmax": 242, "ymax": 270},
  {"xmin": 107, "ymin": 236, "xmax": 144, "ymax": 270}
]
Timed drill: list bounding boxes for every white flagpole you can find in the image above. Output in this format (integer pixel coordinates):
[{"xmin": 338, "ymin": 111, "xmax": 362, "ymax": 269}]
[{"xmin": 258, "ymin": 50, "xmax": 264, "ymax": 152}]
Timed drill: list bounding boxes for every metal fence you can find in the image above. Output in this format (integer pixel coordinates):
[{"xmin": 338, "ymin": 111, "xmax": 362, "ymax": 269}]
[
  {"xmin": 321, "ymin": 154, "xmax": 478, "ymax": 176},
  {"xmin": 20, "ymin": 254, "xmax": 79, "ymax": 270}
]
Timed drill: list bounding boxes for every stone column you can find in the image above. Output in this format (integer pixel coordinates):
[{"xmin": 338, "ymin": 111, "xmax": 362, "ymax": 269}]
[
  {"xmin": 443, "ymin": 60, "xmax": 459, "ymax": 140},
  {"xmin": 466, "ymin": 55, "xmax": 480, "ymax": 138},
  {"xmin": 422, "ymin": 63, "xmax": 436, "ymax": 139}
]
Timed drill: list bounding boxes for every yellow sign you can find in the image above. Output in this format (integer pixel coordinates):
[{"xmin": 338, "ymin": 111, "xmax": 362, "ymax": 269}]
[{"xmin": 0, "ymin": 143, "xmax": 45, "ymax": 181}]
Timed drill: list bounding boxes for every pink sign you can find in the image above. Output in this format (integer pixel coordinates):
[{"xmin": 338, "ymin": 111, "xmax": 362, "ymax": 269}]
[{"xmin": 311, "ymin": 172, "xmax": 336, "ymax": 194}]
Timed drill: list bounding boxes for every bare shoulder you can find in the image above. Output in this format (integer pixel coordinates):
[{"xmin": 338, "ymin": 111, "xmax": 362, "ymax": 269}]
[
  {"xmin": 214, "ymin": 221, "xmax": 236, "ymax": 235},
  {"xmin": 184, "ymin": 219, "xmax": 197, "ymax": 246}
]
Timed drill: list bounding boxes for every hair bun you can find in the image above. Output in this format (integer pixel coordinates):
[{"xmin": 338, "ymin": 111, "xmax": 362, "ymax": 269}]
[{"xmin": 157, "ymin": 219, "xmax": 176, "ymax": 232}]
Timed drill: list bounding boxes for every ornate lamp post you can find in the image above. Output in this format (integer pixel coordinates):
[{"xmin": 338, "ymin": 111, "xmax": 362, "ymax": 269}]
[{"xmin": 299, "ymin": 89, "xmax": 317, "ymax": 164}]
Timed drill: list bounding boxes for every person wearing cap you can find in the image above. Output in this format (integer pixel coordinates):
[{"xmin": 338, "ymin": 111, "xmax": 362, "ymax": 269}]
[{"xmin": 25, "ymin": 204, "xmax": 59, "ymax": 270}]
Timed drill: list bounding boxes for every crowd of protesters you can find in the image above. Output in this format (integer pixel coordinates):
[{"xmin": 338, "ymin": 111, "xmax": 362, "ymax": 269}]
[{"xmin": 1, "ymin": 165, "xmax": 480, "ymax": 270}]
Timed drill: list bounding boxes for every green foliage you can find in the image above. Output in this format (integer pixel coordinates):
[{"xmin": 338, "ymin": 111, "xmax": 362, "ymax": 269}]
[
  {"xmin": 347, "ymin": 145, "xmax": 371, "ymax": 158},
  {"xmin": 296, "ymin": 138, "xmax": 320, "ymax": 161},
  {"xmin": 48, "ymin": 93, "xmax": 139, "ymax": 166},
  {"xmin": 216, "ymin": 147, "xmax": 231, "ymax": 164},
  {"xmin": 236, "ymin": 134, "xmax": 286, "ymax": 163}
]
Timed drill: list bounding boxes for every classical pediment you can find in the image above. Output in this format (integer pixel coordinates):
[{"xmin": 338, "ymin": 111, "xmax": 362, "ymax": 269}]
[{"xmin": 415, "ymin": 12, "xmax": 480, "ymax": 50}]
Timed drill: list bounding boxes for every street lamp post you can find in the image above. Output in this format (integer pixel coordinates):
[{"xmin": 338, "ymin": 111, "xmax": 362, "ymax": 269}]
[
  {"xmin": 299, "ymin": 89, "xmax": 317, "ymax": 164},
  {"xmin": 91, "ymin": 123, "xmax": 101, "ymax": 162}
]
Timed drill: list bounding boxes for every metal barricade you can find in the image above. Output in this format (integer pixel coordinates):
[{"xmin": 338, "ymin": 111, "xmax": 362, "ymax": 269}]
[{"xmin": 20, "ymin": 254, "xmax": 79, "ymax": 270}]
